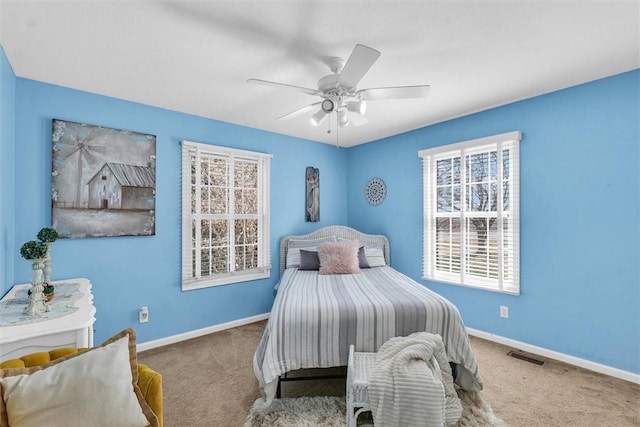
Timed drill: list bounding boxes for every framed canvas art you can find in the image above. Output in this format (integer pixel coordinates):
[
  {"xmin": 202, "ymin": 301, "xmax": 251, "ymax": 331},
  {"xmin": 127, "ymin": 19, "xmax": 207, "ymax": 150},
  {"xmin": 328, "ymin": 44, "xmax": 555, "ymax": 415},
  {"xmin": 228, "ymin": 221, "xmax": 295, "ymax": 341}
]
[
  {"xmin": 51, "ymin": 119, "xmax": 157, "ymax": 238},
  {"xmin": 305, "ymin": 166, "xmax": 319, "ymax": 222}
]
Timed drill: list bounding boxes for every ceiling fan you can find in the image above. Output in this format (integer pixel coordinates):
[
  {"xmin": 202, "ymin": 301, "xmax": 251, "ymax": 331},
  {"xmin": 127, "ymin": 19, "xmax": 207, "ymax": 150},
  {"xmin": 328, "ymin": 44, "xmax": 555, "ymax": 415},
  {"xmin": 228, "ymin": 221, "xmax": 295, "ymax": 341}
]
[{"xmin": 247, "ymin": 44, "xmax": 430, "ymax": 128}]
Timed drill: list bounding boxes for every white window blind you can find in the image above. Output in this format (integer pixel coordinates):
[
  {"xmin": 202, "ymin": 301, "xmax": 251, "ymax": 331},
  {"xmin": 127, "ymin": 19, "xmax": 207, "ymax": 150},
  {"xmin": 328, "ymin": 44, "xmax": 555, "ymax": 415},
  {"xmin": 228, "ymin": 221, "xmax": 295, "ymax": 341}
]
[
  {"xmin": 181, "ymin": 140, "xmax": 271, "ymax": 290},
  {"xmin": 419, "ymin": 131, "xmax": 521, "ymax": 294}
]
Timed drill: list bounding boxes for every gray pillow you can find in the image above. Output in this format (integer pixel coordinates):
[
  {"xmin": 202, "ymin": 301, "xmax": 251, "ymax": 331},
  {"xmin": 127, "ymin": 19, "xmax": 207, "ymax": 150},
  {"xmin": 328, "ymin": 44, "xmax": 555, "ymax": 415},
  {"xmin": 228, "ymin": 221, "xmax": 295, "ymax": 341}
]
[
  {"xmin": 299, "ymin": 249, "xmax": 320, "ymax": 270},
  {"xmin": 358, "ymin": 246, "xmax": 370, "ymax": 268}
]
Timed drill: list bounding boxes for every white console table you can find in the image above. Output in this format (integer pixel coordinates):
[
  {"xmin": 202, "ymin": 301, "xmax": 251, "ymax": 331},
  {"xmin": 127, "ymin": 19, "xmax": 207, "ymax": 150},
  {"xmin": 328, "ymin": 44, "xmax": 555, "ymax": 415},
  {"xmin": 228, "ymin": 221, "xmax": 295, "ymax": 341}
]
[{"xmin": 0, "ymin": 278, "xmax": 96, "ymax": 361}]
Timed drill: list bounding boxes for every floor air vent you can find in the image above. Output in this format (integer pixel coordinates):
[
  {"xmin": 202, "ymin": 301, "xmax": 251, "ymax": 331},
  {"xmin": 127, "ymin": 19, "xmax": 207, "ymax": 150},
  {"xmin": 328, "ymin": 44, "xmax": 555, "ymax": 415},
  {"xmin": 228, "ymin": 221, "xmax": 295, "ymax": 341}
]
[{"xmin": 507, "ymin": 351, "xmax": 545, "ymax": 366}]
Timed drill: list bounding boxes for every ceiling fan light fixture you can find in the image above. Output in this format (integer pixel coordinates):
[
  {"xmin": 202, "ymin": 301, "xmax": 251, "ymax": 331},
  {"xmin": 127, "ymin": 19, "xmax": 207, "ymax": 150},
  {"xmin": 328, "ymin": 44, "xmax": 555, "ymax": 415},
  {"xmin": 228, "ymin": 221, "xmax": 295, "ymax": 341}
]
[
  {"xmin": 310, "ymin": 109, "xmax": 328, "ymax": 126},
  {"xmin": 337, "ymin": 108, "xmax": 350, "ymax": 127},
  {"xmin": 346, "ymin": 99, "xmax": 367, "ymax": 115},
  {"xmin": 321, "ymin": 99, "xmax": 335, "ymax": 113}
]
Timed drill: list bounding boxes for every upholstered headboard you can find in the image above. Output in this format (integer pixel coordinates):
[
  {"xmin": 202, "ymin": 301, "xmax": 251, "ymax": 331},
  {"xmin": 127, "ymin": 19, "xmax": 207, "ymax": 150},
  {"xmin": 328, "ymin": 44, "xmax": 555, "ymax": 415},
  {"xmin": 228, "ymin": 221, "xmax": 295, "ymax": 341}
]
[{"xmin": 279, "ymin": 225, "xmax": 390, "ymax": 275}]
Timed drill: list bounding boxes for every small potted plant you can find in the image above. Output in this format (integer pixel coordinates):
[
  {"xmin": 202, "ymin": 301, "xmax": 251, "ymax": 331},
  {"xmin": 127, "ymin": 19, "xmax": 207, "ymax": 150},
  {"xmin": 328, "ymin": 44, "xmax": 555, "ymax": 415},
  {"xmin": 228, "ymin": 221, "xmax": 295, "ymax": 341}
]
[{"xmin": 41, "ymin": 282, "xmax": 55, "ymax": 302}]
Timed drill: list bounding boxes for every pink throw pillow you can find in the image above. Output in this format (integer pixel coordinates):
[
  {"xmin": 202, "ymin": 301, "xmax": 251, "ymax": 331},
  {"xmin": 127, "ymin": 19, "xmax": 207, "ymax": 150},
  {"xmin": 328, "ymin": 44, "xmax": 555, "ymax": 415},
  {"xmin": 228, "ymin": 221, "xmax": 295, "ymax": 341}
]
[{"xmin": 318, "ymin": 240, "xmax": 361, "ymax": 275}]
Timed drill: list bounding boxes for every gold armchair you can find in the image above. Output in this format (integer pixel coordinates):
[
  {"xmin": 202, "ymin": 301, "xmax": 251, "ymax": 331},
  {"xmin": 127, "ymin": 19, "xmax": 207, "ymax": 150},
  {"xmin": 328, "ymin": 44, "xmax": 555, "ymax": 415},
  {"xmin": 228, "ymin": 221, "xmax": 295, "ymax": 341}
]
[{"xmin": 1, "ymin": 348, "xmax": 163, "ymax": 427}]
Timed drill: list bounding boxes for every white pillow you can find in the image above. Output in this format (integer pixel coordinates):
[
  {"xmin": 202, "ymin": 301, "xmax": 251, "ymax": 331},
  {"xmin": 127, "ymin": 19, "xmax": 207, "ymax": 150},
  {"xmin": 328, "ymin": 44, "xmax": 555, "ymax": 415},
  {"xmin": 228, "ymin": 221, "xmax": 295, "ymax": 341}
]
[
  {"xmin": 363, "ymin": 244, "xmax": 387, "ymax": 267},
  {"xmin": 0, "ymin": 331, "xmax": 156, "ymax": 427},
  {"xmin": 286, "ymin": 236, "xmax": 336, "ymax": 268}
]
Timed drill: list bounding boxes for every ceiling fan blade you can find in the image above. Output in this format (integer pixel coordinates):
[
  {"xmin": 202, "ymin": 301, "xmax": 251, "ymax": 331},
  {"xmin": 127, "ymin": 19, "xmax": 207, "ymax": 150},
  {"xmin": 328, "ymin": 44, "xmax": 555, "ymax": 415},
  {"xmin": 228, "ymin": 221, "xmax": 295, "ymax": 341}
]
[
  {"xmin": 357, "ymin": 85, "xmax": 430, "ymax": 101},
  {"xmin": 247, "ymin": 78, "xmax": 320, "ymax": 96},
  {"xmin": 337, "ymin": 44, "xmax": 381, "ymax": 90},
  {"xmin": 277, "ymin": 102, "xmax": 322, "ymax": 120}
]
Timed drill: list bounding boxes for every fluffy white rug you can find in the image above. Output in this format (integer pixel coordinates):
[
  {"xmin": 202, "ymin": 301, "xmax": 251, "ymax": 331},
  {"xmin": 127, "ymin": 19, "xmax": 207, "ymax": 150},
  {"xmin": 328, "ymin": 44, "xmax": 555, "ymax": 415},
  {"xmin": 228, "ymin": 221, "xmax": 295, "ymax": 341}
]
[{"xmin": 245, "ymin": 389, "xmax": 506, "ymax": 427}]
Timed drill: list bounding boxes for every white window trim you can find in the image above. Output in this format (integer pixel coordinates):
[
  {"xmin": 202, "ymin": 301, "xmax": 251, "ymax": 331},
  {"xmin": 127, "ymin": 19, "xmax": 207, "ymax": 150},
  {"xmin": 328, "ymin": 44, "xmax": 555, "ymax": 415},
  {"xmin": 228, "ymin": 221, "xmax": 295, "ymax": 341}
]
[
  {"xmin": 419, "ymin": 131, "xmax": 521, "ymax": 295},
  {"xmin": 181, "ymin": 140, "xmax": 272, "ymax": 291}
]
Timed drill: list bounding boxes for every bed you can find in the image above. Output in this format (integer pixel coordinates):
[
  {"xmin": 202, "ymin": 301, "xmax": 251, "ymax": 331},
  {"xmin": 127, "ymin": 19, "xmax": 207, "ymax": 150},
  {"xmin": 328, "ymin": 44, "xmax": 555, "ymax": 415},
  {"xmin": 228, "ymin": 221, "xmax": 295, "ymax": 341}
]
[{"xmin": 253, "ymin": 225, "xmax": 483, "ymax": 402}]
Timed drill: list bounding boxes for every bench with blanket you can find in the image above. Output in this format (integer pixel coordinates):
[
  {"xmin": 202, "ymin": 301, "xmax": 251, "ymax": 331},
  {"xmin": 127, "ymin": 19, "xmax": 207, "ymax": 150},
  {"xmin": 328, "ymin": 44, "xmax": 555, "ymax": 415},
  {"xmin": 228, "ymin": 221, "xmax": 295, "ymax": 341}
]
[{"xmin": 350, "ymin": 332, "xmax": 462, "ymax": 427}]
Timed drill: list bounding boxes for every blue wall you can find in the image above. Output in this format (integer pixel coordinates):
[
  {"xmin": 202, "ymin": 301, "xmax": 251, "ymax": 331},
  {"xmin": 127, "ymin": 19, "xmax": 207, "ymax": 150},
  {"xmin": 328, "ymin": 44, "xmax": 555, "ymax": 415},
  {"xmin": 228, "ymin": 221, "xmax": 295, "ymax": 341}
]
[
  {"xmin": 3, "ymin": 40, "xmax": 638, "ymax": 376},
  {"xmin": 0, "ymin": 46, "xmax": 16, "ymax": 296},
  {"xmin": 347, "ymin": 70, "xmax": 640, "ymax": 374},
  {"xmin": 10, "ymin": 78, "xmax": 348, "ymax": 345}
]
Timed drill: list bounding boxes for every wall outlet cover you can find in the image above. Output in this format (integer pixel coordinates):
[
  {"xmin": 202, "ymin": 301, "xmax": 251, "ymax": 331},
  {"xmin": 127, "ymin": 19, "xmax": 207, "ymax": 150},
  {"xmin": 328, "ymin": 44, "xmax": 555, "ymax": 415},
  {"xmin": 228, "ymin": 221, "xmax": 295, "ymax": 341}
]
[{"xmin": 500, "ymin": 305, "xmax": 509, "ymax": 318}]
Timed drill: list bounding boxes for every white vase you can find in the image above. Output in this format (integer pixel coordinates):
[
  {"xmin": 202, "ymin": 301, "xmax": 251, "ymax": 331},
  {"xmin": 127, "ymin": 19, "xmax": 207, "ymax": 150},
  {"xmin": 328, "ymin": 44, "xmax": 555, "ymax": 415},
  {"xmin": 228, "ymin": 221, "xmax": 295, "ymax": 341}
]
[
  {"xmin": 23, "ymin": 258, "xmax": 50, "ymax": 315},
  {"xmin": 43, "ymin": 243, "xmax": 52, "ymax": 285}
]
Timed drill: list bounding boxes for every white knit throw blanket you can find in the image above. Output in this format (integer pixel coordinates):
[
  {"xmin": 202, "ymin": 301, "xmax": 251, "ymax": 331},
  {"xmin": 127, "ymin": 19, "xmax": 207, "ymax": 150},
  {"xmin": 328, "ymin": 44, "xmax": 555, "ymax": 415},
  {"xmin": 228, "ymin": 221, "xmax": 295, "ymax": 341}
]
[{"xmin": 368, "ymin": 332, "xmax": 462, "ymax": 427}]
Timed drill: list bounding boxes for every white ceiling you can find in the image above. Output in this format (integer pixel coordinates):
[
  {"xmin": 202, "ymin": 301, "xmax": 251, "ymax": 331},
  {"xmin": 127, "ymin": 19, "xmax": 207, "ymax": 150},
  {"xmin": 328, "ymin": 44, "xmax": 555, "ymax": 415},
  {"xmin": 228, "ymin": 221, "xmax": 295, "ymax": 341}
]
[{"xmin": 1, "ymin": 1, "xmax": 638, "ymax": 147}]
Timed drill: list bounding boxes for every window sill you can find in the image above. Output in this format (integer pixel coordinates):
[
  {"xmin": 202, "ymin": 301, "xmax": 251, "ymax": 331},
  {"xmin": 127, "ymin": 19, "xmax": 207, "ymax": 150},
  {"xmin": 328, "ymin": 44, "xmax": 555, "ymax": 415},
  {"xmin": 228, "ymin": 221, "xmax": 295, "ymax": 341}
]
[
  {"xmin": 182, "ymin": 268, "xmax": 271, "ymax": 291},
  {"xmin": 422, "ymin": 275, "xmax": 519, "ymax": 295}
]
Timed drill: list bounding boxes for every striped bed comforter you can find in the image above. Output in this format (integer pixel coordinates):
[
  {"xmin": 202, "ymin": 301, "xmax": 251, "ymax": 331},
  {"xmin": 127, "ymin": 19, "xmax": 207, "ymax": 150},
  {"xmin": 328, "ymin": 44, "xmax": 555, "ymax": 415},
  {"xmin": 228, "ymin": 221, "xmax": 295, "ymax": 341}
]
[{"xmin": 253, "ymin": 266, "xmax": 483, "ymax": 402}]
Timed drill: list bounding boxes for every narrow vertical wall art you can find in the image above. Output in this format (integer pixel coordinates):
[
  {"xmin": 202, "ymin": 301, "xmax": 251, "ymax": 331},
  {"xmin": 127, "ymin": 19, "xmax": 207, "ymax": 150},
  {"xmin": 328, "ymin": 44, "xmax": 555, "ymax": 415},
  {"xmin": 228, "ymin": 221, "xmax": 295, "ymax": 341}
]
[
  {"xmin": 51, "ymin": 119, "xmax": 156, "ymax": 238},
  {"xmin": 305, "ymin": 166, "xmax": 320, "ymax": 222}
]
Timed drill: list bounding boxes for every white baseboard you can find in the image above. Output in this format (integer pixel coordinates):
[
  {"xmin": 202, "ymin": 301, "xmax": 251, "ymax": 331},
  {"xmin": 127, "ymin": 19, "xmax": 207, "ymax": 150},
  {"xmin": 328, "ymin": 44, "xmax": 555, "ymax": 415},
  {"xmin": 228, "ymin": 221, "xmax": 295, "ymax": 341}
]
[
  {"xmin": 136, "ymin": 312, "xmax": 270, "ymax": 353},
  {"xmin": 135, "ymin": 316, "xmax": 639, "ymax": 384},
  {"xmin": 467, "ymin": 327, "xmax": 640, "ymax": 385}
]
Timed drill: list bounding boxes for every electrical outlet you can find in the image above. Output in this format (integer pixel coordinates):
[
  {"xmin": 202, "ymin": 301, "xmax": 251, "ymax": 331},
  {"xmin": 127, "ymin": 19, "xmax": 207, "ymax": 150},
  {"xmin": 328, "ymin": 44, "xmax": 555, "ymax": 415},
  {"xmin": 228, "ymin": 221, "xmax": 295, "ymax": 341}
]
[
  {"xmin": 139, "ymin": 306, "xmax": 149, "ymax": 323},
  {"xmin": 500, "ymin": 305, "xmax": 509, "ymax": 318}
]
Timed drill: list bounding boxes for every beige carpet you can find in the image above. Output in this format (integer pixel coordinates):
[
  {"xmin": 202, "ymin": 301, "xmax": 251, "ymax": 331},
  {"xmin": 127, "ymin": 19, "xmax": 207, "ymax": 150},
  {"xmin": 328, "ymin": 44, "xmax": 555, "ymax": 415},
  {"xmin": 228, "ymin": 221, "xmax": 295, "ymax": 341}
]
[{"xmin": 138, "ymin": 320, "xmax": 640, "ymax": 427}]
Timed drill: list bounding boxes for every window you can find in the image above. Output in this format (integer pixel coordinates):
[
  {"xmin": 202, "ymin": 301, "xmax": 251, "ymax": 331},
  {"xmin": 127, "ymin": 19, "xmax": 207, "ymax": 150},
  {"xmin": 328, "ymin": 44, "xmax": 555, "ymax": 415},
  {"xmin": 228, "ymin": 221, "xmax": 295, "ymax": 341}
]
[
  {"xmin": 419, "ymin": 131, "xmax": 521, "ymax": 294},
  {"xmin": 181, "ymin": 140, "xmax": 271, "ymax": 290}
]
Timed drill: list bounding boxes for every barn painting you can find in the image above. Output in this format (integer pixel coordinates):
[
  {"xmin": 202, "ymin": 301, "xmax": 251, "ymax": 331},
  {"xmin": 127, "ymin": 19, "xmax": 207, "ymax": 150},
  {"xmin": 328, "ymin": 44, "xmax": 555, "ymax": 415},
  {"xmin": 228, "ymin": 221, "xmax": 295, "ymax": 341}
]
[
  {"xmin": 51, "ymin": 119, "xmax": 156, "ymax": 238},
  {"xmin": 87, "ymin": 163, "xmax": 155, "ymax": 210}
]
